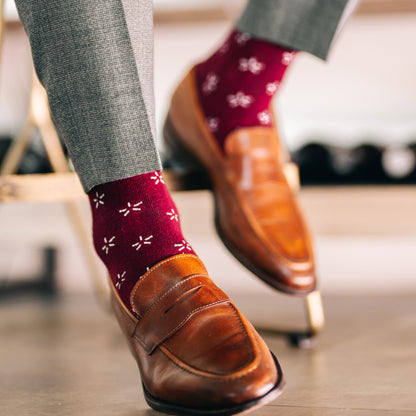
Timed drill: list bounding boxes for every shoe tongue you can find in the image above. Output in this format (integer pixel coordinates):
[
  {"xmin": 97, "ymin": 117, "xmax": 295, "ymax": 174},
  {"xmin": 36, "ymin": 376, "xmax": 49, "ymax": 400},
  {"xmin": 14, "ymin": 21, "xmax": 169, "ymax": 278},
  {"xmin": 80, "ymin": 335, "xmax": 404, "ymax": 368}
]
[{"xmin": 130, "ymin": 254, "xmax": 208, "ymax": 317}]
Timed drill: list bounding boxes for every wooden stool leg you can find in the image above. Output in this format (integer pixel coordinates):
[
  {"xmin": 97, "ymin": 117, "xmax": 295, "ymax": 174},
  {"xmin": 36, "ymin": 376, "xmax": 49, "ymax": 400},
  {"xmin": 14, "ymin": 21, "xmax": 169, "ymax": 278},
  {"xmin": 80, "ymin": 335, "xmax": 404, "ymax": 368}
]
[
  {"xmin": 31, "ymin": 75, "xmax": 109, "ymax": 306},
  {"xmin": 0, "ymin": 72, "xmax": 36, "ymax": 175},
  {"xmin": 30, "ymin": 74, "xmax": 69, "ymax": 172},
  {"xmin": 0, "ymin": 0, "xmax": 5, "ymax": 64},
  {"xmin": 0, "ymin": 67, "xmax": 109, "ymax": 306},
  {"xmin": 27, "ymin": 73, "xmax": 109, "ymax": 306},
  {"xmin": 64, "ymin": 202, "xmax": 109, "ymax": 308},
  {"xmin": 305, "ymin": 290, "xmax": 325, "ymax": 333},
  {"xmin": 286, "ymin": 290, "xmax": 325, "ymax": 348},
  {"xmin": 0, "ymin": 119, "xmax": 34, "ymax": 175}
]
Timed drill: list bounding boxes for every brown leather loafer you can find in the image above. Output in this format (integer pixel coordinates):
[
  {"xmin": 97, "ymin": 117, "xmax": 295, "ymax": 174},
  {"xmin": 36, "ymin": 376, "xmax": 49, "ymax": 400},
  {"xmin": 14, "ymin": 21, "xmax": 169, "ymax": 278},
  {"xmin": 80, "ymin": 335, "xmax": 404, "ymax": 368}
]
[
  {"xmin": 111, "ymin": 254, "xmax": 284, "ymax": 415},
  {"xmin": 164, "ymin": 68, "xmax": 316, "ymax": 295}
]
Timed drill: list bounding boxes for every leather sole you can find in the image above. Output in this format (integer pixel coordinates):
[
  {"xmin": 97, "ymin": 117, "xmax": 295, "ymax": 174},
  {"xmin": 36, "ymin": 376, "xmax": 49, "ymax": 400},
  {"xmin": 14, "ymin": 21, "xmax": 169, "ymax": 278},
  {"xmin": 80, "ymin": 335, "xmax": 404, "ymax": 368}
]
[
  {"xmin": 142, "ymin": 352, "xmax": 285, "ymax": 416},
  {"xmin": 163, "ymin": 116, "xmax": 316, "ymax": 296}
]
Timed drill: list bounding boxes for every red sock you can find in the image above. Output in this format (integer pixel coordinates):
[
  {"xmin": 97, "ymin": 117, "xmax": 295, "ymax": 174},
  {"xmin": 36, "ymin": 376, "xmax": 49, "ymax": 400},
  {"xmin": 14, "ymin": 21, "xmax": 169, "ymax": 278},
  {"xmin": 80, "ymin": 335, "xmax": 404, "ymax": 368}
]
[
  {"xmin": 196, "ymin": 30, "xmax": 296, "ymax": 149},
  {"xmin": 88, "ymin": 171, "xmax": 195, "ymax": 313}
]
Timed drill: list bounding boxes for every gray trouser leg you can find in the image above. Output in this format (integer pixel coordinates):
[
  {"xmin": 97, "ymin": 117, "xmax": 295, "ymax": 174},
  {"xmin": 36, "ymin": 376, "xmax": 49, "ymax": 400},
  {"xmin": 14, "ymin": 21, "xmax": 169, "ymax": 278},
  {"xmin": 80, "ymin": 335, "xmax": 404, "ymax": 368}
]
[
  {"xmin": 237, "ymin": 0, "xmax": 360, "ymax": 60},
  {"xmin": 14, "ymin": 0, "xmax": 160, "ymax": 192}
]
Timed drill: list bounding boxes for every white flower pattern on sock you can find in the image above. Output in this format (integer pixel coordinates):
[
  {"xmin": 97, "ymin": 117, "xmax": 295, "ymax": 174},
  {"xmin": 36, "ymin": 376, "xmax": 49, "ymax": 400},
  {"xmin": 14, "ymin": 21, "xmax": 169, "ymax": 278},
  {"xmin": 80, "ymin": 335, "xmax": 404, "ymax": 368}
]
[
  {"xmin": 151, "ymin": 172, "xmax": 165, "ymax": 185},
  {"xmin": 282, "ymin": 51, "xmax": 295, "ymax": 65},
  {"xmin": 235, "ymin": 32, "xmax": 251, "ymax": 46},
  {"xmin": 119, "ymin": 201, "xmax": 143, "ymax": 217},
  {"xmin": 115, "ymin": 271, "xmax": 126, "ymax": 289},
  {"xmin": 132, "ymin": 235, "xmax": 153, "ymax": 251},
  {"xmin": 166, "ymin": 209, "xmax": 179, "ymax": 222},
  {"xmin": 206, "ymin": 117, "xmax": 219, "ymax": 132},
  {"xmin": 266, "ymin": 81, "xmax": 280, "ymax": 96},
  {"xmin": 227, "ymin": 91, "xmax": 254, "ymax": 108},
  {"xmin": 202, "ymin": 72, "xmax": 219, "ymax": 95},
  {"xmin": 257, "ymin": 110, "xmax": 272, "ymax": 125},
  {"xmin": 238, "ymin": 57, "xmax": 265, "ymax": 75},
  {"xmin": 102, "ymin": 236, "xmax": 116, "ymax": 254},
  {"xmin": 93, "ymin": 192, "xmax": 105, "ymax": 209},
  {"xmin": 174, "ymin": 240, "xmax": 192, "ymax": 252}
]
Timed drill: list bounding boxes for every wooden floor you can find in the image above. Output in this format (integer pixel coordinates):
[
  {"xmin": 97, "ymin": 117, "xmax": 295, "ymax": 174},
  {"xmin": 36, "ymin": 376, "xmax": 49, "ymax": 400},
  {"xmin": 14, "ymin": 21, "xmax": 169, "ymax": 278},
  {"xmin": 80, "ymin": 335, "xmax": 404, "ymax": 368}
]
[{"xmin": 0, "ymin": 293, "xmax": 415, "ymax": 416}]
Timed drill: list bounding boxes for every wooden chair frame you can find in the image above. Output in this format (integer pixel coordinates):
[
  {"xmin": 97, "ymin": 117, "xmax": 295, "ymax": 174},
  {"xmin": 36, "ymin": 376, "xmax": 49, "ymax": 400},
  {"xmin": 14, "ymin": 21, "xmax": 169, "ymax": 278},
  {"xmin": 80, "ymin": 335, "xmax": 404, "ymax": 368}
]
[{"xmin": 0, "ymin": 4, "xmax": 107, "ymax": 304}]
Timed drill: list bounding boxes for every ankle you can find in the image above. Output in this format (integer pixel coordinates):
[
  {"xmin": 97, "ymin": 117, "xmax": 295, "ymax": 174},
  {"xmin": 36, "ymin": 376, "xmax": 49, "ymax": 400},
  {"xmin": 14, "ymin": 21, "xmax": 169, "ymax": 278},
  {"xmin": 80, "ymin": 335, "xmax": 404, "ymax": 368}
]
[
  {"xmin": 196, "ymin": 30, "xmax": 295, "ymax": 149},
  {"xmin": 88, "ymin": 172, "xmax": 195, "ymax": 312}
]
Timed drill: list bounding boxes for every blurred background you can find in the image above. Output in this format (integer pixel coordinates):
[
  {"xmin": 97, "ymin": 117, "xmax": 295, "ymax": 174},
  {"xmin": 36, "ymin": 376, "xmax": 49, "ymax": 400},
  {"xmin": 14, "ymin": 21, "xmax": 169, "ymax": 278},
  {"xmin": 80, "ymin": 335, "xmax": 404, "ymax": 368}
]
[{"xmin": 1, "ymin": 0, "xmax": 416, "ymax": 300}]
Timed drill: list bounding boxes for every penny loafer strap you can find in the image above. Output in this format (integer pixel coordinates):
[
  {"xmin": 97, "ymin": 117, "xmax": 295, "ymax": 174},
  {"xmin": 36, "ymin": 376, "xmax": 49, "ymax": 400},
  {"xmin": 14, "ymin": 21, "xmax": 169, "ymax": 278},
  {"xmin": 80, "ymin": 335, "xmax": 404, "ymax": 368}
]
[{"xmin": 133, "ymin": 274, "xmax": 230, "ymax": 355}]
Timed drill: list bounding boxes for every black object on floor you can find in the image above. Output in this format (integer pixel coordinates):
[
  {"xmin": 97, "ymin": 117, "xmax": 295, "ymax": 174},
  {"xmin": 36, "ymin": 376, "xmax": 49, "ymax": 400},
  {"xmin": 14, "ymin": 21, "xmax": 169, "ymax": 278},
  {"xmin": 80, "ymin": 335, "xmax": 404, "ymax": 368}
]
[
  {"xmin": 0, "ymin": 247, "xmax": 57, "ymax": 300},
  {"xmin": 0, "ymin": 133, "xmax": 53, "ymax": 174}
]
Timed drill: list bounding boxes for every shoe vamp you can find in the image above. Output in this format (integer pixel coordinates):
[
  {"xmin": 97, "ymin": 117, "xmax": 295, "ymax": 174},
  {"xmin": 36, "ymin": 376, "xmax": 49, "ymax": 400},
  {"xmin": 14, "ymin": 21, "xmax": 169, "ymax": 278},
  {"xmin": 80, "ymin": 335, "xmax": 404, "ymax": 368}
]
[
  {"xmin": 162, "ymin": 302, "xmax": 255, "ymax": 376},
  {"xmin": 240, "ymin": 181, "xmax": 309, "ymax": 261}
]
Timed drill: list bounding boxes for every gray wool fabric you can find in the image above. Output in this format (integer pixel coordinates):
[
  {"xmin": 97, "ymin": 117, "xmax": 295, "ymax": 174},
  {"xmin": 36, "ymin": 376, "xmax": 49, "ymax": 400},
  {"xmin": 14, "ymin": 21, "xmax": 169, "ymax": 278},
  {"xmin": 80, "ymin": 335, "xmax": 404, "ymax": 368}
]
[
  {"xmin": 14, "ymin": 0, "xmax": 357, "ymax": 191},
  {"xmin": 14, "ymin": 0, "xmax": 161, "ymax": 192},
  {"xmin": 237, "ymin": 0, "xmax": 358, "ymax": 60}
]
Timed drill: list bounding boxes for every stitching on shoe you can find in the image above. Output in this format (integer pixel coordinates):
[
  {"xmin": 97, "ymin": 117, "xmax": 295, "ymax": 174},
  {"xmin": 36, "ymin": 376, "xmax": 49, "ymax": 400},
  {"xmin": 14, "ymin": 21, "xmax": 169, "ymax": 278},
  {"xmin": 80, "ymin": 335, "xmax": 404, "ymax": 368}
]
[
  {"xmin": 139, "ymin": 274, "xmax": 209, "ymax": 320},
  {"xmin": 163, "ymin": 350, "xmax": 260, "ymax": 381},
  {"xmin": 143, "ymin": 299, "xmax": 230, "ymax": 354},
  {"xmin": 130, "ymin": 254, "xmax": 205, "ymax": 315},
  {"xmin": 228, "ymin": 302, "xmax": 255, "ymax": 365},
  {"xmin": 159, "ymin": 307, "xmax": 261, "ymax": 381}
]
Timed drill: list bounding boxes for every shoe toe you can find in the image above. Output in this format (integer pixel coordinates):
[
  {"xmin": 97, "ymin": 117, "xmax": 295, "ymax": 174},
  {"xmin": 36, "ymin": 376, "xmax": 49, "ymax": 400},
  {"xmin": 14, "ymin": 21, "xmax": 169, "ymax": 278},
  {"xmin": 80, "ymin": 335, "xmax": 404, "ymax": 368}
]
[
  {"xmin": 112, "ymin": 254, "xmax": 284, "ymax": 415},
  {"xmin": 152, "ymin": 306, "xmax": 281, "ymax": 411}
]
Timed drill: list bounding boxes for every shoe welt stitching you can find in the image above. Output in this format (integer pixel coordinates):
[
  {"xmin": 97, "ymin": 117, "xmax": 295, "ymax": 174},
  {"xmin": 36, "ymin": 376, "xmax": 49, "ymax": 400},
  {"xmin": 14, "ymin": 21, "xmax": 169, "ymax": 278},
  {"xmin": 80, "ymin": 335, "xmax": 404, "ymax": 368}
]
[
  {"xmin": 130, "ymin": 254, "xmax": 205, "ymax": 315},
  {"xmin": 139, "ymin": 273, "xmax": 209, "ymax": 320},
  {"xmin": 158, "ymin": 302, "xmax": 260, "ymax": 380},
  {"xmin": 141, "ymin": 299, "xmax": 230, "ymax": 355}
]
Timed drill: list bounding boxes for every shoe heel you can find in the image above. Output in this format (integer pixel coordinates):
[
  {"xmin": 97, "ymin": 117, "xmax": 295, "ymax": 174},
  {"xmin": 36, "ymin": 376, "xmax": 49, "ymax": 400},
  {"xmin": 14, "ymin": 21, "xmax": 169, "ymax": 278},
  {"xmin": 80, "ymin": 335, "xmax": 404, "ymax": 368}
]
[{"xmin": 162, "ymin": 117, "xmax": 212, "ymax": 191}]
